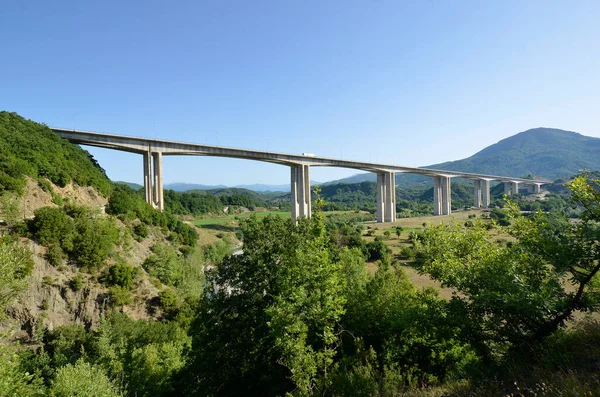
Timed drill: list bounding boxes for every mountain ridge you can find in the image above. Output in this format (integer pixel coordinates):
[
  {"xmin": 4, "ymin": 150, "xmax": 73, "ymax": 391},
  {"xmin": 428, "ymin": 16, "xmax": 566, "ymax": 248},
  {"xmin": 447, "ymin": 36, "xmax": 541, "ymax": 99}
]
[{"xmin": 327, "ymin": 127, "xmax": 600, "ymax": 186}]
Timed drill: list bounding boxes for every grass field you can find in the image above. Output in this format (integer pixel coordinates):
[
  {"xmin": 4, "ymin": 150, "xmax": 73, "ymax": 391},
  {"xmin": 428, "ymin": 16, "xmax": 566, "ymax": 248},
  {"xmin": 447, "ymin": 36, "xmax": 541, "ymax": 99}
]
[{"xmin": 194, "ymin": 210, "xmax": 292, "ymax": 227}]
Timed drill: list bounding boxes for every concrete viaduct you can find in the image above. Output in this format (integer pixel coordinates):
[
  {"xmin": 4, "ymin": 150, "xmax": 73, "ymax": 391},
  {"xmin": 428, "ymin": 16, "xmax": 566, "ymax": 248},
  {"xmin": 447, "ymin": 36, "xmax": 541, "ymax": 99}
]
[{"xmin": 51, "ymin": 128, "xmax": 548, "ymax": 223}]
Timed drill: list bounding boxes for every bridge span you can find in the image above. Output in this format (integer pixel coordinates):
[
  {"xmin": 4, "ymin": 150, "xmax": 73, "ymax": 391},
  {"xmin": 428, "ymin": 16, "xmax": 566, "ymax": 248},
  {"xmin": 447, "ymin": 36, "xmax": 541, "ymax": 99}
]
[{"xmin": 51, "ymin": 128, "xmax": 549, "ymax": 222}]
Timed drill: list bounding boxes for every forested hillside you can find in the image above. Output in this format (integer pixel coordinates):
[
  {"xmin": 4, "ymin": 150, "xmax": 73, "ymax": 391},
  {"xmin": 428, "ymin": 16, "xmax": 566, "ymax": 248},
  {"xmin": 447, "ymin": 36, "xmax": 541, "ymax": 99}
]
[{"xmin": 0, "ymin": 111, "xmax": 112, "ymax": 196}]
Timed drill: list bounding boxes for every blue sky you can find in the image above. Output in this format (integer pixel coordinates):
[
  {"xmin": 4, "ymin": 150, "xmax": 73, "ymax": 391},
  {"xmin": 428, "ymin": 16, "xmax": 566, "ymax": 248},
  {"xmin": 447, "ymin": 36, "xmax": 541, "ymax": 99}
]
[{"xmin": 2, "ymin": 1, "xmax": 599, "ymax": 186}]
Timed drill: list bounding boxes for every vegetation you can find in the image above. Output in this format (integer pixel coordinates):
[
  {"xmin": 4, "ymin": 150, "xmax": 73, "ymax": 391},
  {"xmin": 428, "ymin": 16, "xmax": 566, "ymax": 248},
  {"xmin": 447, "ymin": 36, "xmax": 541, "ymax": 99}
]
[
  {"xmin": 2, "ymin": 111, "xmax": 600, "ymax": 396},
  {"xmin": 106, "ymin": 184, "xmax": 198, "ymax": 246},
  {"xmin": 0, "ymin": 111, "xmax": 112, "ymax": 195},
  {"xmin": 28, "ymin": 205, "xmax": 119, "ymax": 271}
]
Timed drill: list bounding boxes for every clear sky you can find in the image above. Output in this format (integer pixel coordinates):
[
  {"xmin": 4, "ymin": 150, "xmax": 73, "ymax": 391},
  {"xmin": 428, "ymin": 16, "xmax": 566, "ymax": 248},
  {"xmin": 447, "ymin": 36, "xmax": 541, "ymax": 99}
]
[{"xmin": 2, "ymin": 1, "xmax": 599, "ymax": 186}]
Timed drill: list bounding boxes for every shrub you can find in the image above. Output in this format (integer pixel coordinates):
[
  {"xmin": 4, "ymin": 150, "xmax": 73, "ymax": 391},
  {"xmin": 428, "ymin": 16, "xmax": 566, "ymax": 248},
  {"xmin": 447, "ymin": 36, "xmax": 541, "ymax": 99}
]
[
  {"xmin": 102, "ymin": 263, "xmax": 136, "ymax": 289},
  {"xmin": 159, "ymin": 288, "xmax": 180, "ymax": 317},
  {"xmin": 143, "ymin": 245, "xmax": 182, "ymax": 286},
  {"xmin": 71, "ymin": 274, "xmax": 85, "ymax": 292},
  {"xmin": 51, "ymin": 359, "xmax": 122, "ymax": 397},
  {"xmin": 366, "ymin": 238, "xmax": 391, "ymax": 261},
  {"xmin": 109, "ymin": 286, "xmax": 132, "ymax": 307},
  {"xmin": 399, "ymin": 246, "xmax": 415, "ymax": 260},
  {"xmin": 71, "ymin": 215, "xmax": 119, "ymax": 271},
  {"xmin": 29, "ymin": 207, "xmax": 75, "ymax": 247},
  {"xmin": 45, "ymin": 244, "xmax": 64, "ymax": 266},
  {"xmin": 133, "ymin": 222, "xmax": 149, "ymax": 239}
]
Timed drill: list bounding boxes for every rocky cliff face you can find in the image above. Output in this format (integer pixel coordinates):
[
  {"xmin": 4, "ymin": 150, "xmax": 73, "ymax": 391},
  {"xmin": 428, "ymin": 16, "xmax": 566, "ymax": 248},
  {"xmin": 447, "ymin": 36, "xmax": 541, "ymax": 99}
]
[
  {"xmin": 7, "ymin": 241, "xmax": 108, "ymax": 332},
  {"xmin": 2, "ymin": 179, "xmax": 165, "ymax": 339}
]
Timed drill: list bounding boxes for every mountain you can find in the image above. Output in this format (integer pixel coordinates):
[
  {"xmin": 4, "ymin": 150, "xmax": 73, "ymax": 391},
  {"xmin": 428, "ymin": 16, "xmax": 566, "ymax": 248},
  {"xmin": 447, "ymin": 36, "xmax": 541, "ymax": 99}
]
[
  {"xmin": 232, "ymin": 183, "xmax": 292, "ymax": 192},
  {"xmin": 325, "ymin": 128, "xmax": 600, "ymax": 186},
  {"xmin": 165, "ymin": 182, "xmax": 228, "ymax": 191},
  {"xmin": 164, "ymin": 181, "xmax": 321, "ymax": 193}
]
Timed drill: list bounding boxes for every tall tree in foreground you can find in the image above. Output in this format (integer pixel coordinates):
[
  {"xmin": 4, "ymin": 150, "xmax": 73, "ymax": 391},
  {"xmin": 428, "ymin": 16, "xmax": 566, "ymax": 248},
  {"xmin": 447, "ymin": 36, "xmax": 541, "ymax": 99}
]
[
  {"xmin": 183, "ymin": 207, "xmax": 347, "ymax": 396},
  {"xmin": 414, "ymin": 174, "xmax": 600, "ymax": 359}
]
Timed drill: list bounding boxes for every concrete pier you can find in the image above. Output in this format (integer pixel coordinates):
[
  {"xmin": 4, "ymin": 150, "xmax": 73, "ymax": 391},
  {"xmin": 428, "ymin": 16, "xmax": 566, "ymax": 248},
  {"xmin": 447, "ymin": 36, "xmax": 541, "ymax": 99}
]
[
  {"xmin": 291, "ymin": 164, "xmax": 311, "ymax": 221},
  {"xmin": 433, "ymin": 176, "xmax": 442, "ymax": 215},
  {"xmin": 481, "ymin": 180, "xmax": 491, "ymax": 207},
  {"xmin": 504, "ymin": 181, "xmax": 519, "ymax": 196},
  {"xmin": 473, "ymin": 179, "xmax": 482, "ymax": 208},
  {"xmin": 152, "ymin": 152, "xmax": 164, "ymax": 210},
  {"xmin": 441, "ymin": 176, "xmax": 451, "ymax": 215},
  {"xmin": 143, "ymin": 152, "xmax": 153, "ymax": 206},
  {"xmin": 376, "ymin": 172, "xmax": 396, "ymax": 222}
]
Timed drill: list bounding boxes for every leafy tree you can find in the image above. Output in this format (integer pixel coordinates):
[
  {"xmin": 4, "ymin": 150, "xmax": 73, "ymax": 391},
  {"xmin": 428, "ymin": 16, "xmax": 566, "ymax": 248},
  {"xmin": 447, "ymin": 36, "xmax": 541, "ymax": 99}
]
[
  {"xmin": 102, "ymin": 263, "xmax": 136, "ymax": 289},
  {"xmin": 143, "ymin": 244, "xmax": 183, "ymax": 286},
  {"xmin": 71, "ymin": 212, "xmax": 119, "ymax": 271},
  {"xmin": 127, "ymin": 341, "xmax": 186, "ymax": 396},
  {"xmin": 0, "ymin": 192, "xmax": 21, "ymax": 227},
  {"xmin": 0, "ymin": 236, "xmax": 34, "ymax": 318},
  {"xmin": 365, "ymin": 237, "xmax": 391, "ymax": 262},
  {"xmin": 184, "ymin": 210, "xmax": 347, "ymax": 396},
  {"xmin": 341, "ymin": 266, "xmax": 476, "ymax": 390},
  {"xmin": 0, "ymin": 343, "xmax": 45, "ymax": 397},
  {"xmin": 414, "ymin": 175, "xmax": 600, "ymax": 359},
  {"xmin": 50, "ymin": 359, "xmax": 122, "ymax": 397},
  {"xmin": 92, "ymin": 313, "xmax": 190, "ymax": 397},
  {"xmin": 395, "ymin": 226, "xmax": 403, "ymax": 239},
  {"xmin": 29, "ymin": 207, "xmax": 75, "ymax": 249}
]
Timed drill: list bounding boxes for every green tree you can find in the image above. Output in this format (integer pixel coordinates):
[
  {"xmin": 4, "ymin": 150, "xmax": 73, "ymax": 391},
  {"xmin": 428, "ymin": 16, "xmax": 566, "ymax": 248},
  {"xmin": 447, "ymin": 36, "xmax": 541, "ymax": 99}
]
[
  {"xmin": 395, "ymin": 226, "xmax": 403, "ymax": 239},
  {"xmin": 184, "ymin": 211, "xmax": 347, "ymax": 396},
  {"xmin": 0, "ymin": 343, "xmax": 45, "ymax": 397},
  {"xmin": 414, "ymin": 175, "xmax": 600, "ymax": 358},
  {"xmin": 50, "ymin": 359, "xmax": 122, "ymax": 397},
  {"xmin": 0, "ymin": 192, "xmax": 21, "ymax": 227},
  {"xmin": 143, "ymin": 244, "xmax": 183, "ymax": 286},
  {"xmin": 127, "ymin": 342, "xmax": 186, "ymax": 396},
  {"xmin": 0, "ymin": 236, "xmax": 34, "ymax": 318}
]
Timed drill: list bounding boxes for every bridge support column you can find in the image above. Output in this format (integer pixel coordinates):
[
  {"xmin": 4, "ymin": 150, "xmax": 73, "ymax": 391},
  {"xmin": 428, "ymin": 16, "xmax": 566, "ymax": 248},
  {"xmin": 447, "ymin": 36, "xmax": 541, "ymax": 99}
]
[
  {"xmin": 377, "ymin": 173, "xmax": 384, "ymax": 222},
  {"xmin": 143, "ymin": 151, "xmax": 153, "ymax": 206},
  {"xmin": 482, "ymin": 180, "xmax": 491, "ymax": 207},
  {"xmin": 376, "ymin": 172, "xmax": 396, "ymax": 222},
  {"xmin": 473, "ymin": 180, "xmax": 482, "ymax": 208},
  {"xmin": 533, "ymin": 183, "xmax": 541, "ymax": 194},
  {"xmin": 512, "ymin": 182, "xmax": 519, "ymax": 195},
  {"xmin": 433, "ymin": 176, "xmax": 442, "ymax": 215},
  {"xmin": 152, "ymin": 152, "xmax": 164, "ymax": 211},
  {"xmin": 504, "ymin": 181, "xmax": 519, "ymax": 195},
  {"xmin": 385, "ymin": 172, "xmax": 396, "ymax": 222},
  {"xmin": 441, "ymin": 176, "xmax": 451, "ymax": 215},
  {"xmin": 291, "ymin": 164, "xmax": 311, "ymax": 221}
]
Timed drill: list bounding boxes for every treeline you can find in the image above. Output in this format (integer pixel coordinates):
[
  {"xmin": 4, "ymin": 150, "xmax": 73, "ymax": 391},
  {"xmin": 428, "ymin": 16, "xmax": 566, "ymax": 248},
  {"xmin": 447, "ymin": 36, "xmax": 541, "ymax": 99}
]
[
  {"xmin": 163, "ymin": 188, "xmax": 270, "ymax": 215},
  {"xmin": 319, "ymin": 181, "xmax": 482, "ymax": 215}
]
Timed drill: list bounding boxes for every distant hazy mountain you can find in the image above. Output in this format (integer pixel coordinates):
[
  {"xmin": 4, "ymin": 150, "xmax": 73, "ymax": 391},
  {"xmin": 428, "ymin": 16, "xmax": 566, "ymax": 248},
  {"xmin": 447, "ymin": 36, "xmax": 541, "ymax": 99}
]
[
  {"xmin": 162, "ymin": 181, "xmax": 321, "ymax": 193},
  {"xmin": 233, "ymin": 183, "xmax": 292, "ymax": 192},
  {"xmin": 326, "ymin": 128, "xmax": 600, "ymax": 186},
  {"xmin": 165, "ymin": 183, "xmax": 228, "ymax": 192}
]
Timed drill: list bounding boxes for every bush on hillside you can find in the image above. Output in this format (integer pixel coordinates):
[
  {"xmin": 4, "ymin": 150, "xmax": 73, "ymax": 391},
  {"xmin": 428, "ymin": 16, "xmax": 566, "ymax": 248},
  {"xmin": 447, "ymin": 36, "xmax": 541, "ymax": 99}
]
[
  {"xmin": 102, "ymin": 262, "xmax": 137, "ymax": 289},
  {"xmin": 28, "ymin": 205, "xmax": 119, "ymax": 271}
]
